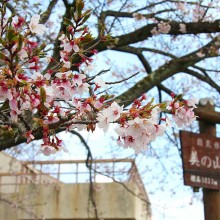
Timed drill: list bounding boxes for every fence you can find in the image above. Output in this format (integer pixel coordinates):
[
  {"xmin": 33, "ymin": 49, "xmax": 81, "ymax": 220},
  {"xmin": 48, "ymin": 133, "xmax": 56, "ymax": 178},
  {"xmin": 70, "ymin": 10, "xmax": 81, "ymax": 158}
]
[{"xmin": 0, "ymin": 158, "xmax": 147, "ymax": 199}]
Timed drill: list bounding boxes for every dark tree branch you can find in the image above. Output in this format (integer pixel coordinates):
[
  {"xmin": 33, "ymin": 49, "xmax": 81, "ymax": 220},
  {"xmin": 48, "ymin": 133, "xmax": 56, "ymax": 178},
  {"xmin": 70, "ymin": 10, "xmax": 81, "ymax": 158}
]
[
  {"xmin": 114, "ymin": 35, "xmax": 220, "ymax": 107},
  {"xmin": 185, "ymin": 68, "xmax": 220, "ymax": 93},
  {"xmin": 115, "ymin": 45, "xmax": 177, "ymax": 59},
  {"xmin": 0, "ymin": 127, "xmax": 65, "ymax": 151},
  {"xmin": 41, "ymin": 0, "xmax": 59, "ymax": 24},
  {"xmin": 100, "ymin": 9, "xmax": 175, "ymax": 20},
  {"xmin": 5, "ymin": 2, "xmax": 15, "ymax": 13},
  {"xmin": 115, "ymin": 20, "xmax": 220, "ymax": 47}
]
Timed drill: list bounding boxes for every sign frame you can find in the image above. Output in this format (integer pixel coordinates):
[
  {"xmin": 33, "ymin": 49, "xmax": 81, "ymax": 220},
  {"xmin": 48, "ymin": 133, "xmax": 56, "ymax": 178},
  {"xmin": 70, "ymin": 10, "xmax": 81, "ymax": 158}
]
[{"xmin": 180, "ymin": 130, "xmax": 220, "ymax": 190}]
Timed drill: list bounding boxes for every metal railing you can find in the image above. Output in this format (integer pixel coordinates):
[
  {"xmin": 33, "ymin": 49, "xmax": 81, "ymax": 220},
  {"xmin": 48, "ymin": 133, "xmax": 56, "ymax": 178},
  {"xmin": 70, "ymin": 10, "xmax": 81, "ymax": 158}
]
[{"xmin": 0, "ymin": 158, "xmax": 147, "ymax": 200}]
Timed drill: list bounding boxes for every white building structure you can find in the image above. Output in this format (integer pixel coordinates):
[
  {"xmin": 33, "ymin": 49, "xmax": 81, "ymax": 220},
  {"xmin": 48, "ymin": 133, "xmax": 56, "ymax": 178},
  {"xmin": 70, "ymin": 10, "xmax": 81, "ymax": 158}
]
[{"xmin": 0, "ymin": 152, "xmax": 151, "ymax": 220}]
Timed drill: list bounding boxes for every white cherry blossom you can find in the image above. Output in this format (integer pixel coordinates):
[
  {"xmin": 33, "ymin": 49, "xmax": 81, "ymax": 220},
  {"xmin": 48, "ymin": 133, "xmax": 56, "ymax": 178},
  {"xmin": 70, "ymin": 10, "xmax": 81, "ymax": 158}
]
[
  {"xmin": 29, "ymin": 14, "xmax": 46, "ymax": 35},
  {"xmin": 174, "ymin": 107, "xmax": 196, "ymax": 127},
  {"xmin": 63, "ymin": 40, "xmax": 79, "ymax": 53},
  {"xmin": 41, "ymin": 145, "xmax": 57, "ymax": 156}
]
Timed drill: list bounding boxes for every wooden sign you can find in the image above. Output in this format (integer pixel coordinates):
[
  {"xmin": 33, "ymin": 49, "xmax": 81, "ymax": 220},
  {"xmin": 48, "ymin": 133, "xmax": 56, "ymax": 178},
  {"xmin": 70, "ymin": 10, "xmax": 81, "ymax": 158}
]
[{"xmin": 180, "ymin": 130, "xmax": 220, "ymax": 190}]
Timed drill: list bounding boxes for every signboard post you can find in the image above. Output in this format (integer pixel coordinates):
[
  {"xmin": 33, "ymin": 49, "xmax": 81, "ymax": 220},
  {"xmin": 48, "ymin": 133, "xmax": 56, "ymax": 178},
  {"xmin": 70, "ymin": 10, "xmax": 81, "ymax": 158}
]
[{"xmin": 180, "ymin": 99, "xmax": 220, "ymax": 220}]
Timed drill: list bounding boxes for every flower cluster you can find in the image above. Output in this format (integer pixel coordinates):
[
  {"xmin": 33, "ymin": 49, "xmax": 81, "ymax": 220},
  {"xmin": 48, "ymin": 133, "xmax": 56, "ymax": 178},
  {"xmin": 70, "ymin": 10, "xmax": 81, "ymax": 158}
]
[
  {"xmin": 151, "ymin": 22, "xmax": 171, "ymax": 35},
  {"xmin": 97, "ymin": 101, "xmax": 123, "ymax": 132},
  {"xmin": 0, "ymin": 0, "xmax": 198, "ymax": 156},
  {"xmin": 166, "ymin": 95, "xmax": 198, "ymax": 127},
  {"xmin": 95, "ymin": 94, "xmax": 197, "ymax": 153}
]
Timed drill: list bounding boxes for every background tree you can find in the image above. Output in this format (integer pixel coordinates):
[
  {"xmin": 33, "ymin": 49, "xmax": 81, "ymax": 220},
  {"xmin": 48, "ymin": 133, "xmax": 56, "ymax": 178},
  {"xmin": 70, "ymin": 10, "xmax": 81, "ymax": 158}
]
[{"xmin": 0, "ymin": 0, "xmax": 219, "ymax": 150}]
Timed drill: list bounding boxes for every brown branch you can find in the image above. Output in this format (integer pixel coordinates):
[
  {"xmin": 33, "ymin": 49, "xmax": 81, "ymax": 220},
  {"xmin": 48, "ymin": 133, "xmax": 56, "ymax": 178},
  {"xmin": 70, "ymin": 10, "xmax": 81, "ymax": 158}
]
[
  {"xmin": 5, "ymin": 2, "xmax": 15, "ymax": 14},
  {"xmin": 132, "ymin": 0, "xmax": 170, "ymax": 12},
  {"xmin": 112, "ymin": 43, "xmax": 220, "ymax": 128},
  {"xmin": 169, "ymin": 0, "xmax": 216, "ymax": 8},
  {"xmin": 0, "ymin": 127, "xmax": 65, "ymax": 151},
  {"xmin": 185, "ymin": 68, "xmax": 220, "ymax": 93},
  {"xmin": 105, "ymin": 72, "xmax": 140, "ymax": 85},
  {"xmin": 115, "ymin": 20, "xmax": 220, "ymax": 48},
  {"xmin": 41, "ymin": 0, "xmax": 59, "ymax": 24},
  {"xmin": 114, "ymin": 35, "xmax": 219, "ymax": 106},
  {"xmin": 157, "ymin": 84, "xmax": 174, "ymax": 96},
  {"xmin": 100, "ymin": 9, "xmax": 175, "ymax": 20},
  {"xmin": 115, "ymin": 45, "xmax": 177, "ymax": 59}
]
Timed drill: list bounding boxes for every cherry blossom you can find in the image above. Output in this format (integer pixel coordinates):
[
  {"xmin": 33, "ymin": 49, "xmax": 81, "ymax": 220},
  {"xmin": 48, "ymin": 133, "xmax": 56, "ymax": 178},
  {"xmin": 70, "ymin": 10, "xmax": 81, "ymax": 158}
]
[
  {"xmin": 158, "ymin": 22, "xmax": 171, "ymax": 34},
  {"xmin": 72, "ymin": 73, "xmax": 86, "ymax": 85},
  {"xmin": 187, "ymin": 97, "xmax": 199, "ymax": 108},
  {"xmin": 179, "ymin": 24, "xmax": 187, "ymax": 33},
  {"xmin": 173, "ymin": 107, "xmax": 196, "ymax": 127},
  {"xmin": 132, "ymin": 13, "xmax": 146, "ymax": 21},
  {"xmin": 167, "ymin": 97, "xmax": 197, "ymax": 127},
  {"xmin": 196, "ymin": 51, "xmax": 205, "ymax": 57},
  {"xmin": 63, "ymin": 40, "xmax": 80, "ymax": 53},
  {"xmin": 40, "ymin": 145, "xmax": 57, "ymax": 156},
  {"xmin": 25, "ymin": 131, "xmax": 35, "ymax": 144},
  {"xmin": 43, "ymin": 115, "xmax": 60, "ymax": 125},
  {"xmin": 76, "ymin": 82, "xmax": 90, "ymax": 95},
  {"xmin": 29, "ymin": 14, "xmax": 46, "ymax": 35},
  {"xmin": 0, "ymin": 1, "xmax": 198, "ymax": 156},
  {"xmin": 0, "ymin": 85, "xmax": 13, "ymax": 101},
  {"xmin": 97, "ymin": 113, "xmax": 110, "ymax": 132},
  {"xmin": 18, "ymin": 48, "xmax": 28, "ymax": 60},
  {"xmin": 94, "ymin": 76, "xmax": 106, "ymax": 90}
]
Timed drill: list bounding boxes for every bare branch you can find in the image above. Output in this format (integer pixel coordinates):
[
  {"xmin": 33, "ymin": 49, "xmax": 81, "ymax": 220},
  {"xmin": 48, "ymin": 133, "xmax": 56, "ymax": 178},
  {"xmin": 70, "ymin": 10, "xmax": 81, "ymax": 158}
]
[
  {"xmin": 114, "ymin": 36, "xmax": 220, "ymax": 106},
  {"xmin": 115, "ymin": 20, "xmax": 220, "ymax": 48},
  {"xmin": 185, "ymin": 68, "xmax": 220, "ymax": 93},
  {"xmin": 41, "ymin": 0, "xmax": 59, "ymax": 24}
]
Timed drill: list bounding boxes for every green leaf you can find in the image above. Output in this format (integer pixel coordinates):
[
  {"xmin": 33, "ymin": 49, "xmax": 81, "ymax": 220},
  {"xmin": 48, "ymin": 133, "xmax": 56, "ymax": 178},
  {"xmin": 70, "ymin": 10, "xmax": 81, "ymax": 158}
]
[
  {"xmin": 76, "ymin": 0, "xmax": 84, "ymax": 18},
  {"xmin": 21, "ymin": 80, "xmax": 28, "ymax": 85},
  {"xmin": 70, "ymin": 7, "xmax": 76, "ymax": 22},
  {"xmin": 175, "ymin": 94, "xmax": 183, "ymax": 100},
  {"xmin": 17, "ymin": 34, "xmax": 24, "ymax": 51},
  {"xmin": 36, "ymin": 43, "xmax": 46, "ymax": 54},
  {"xmin": 63, "ymin": 17, "xmax": 73, "ymax": 26},
  {"xmin": 40, "ymin": 87, "xmax": 46, "ymax": 103},
  {"xmin": 0, "ymin": 52, "xmax": 6, "ymax": 60},
  {"xmin": 78, "ymin": 10, "xmax": 91, "ymax": 25},
  {"xmin": 7, "ymin": 27, "xmax": 16, "ymax": 42},
  {"xmin": 80, "ymin": 32, "xmax": 94, "ymax": 43},
  {"xmin": 160, "ymin": 102, "xmax": 167, "ymax": 110}
]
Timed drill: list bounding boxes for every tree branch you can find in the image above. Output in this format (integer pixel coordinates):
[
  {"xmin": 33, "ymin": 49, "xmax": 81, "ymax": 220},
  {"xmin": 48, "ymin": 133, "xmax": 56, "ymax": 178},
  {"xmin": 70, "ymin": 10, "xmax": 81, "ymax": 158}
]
[
  {"xmin": 185, "ymin": 68, "xmax": 220, "ymax": 93},
  {"xmin": 115, "ymin": 20, "xmax": 220, "ymax": 48},
  {"xmin": 114, "ymin": 36, "xmax": 219, "ymax": 106},
  {"xmin": 41, "ymin": 0, "xmax": 59, "ymax": 24}
]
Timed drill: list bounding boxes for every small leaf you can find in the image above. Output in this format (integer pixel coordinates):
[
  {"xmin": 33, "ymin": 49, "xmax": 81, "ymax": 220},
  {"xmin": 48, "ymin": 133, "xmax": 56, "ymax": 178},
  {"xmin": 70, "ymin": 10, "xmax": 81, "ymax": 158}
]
[
  {"xmin": 0, "ymin": 52, "xmax": 6, "ymax": 60},
  {"xmin": 40, "ymin": 87, "xmax": 46, "ymax": 103},
  {"xmin": 7, "ymin": 27, "xmax": 16, "ymax": 42},
  {"xmin": 63, "ymin": 17, "xmax": 73, "ymax": 26},
  {"xmin": 17, "ymin": 34, "xmax": 24, "ymax": 51},
  {"xmin": 78, "ymin": 10, "xmax": 91, "ymax": 25},
  {"xmin": 76, "ymin": 0, "xmax": 84, "ymax": 18},
  {"xmin": 175, "ymin": 94, "xmax": 183, "ymax": 100}
]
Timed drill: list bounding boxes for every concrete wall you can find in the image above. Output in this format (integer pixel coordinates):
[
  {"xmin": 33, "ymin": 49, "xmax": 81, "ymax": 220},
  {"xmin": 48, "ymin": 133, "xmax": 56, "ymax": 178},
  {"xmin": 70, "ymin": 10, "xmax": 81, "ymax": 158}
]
[
  {"xmin": 0, "ymin": 182, "xmax": 150, "ymax": 220},
  {"xmin": 0, "ymin": 153, "xmax": 151, "ymax": 220}
]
